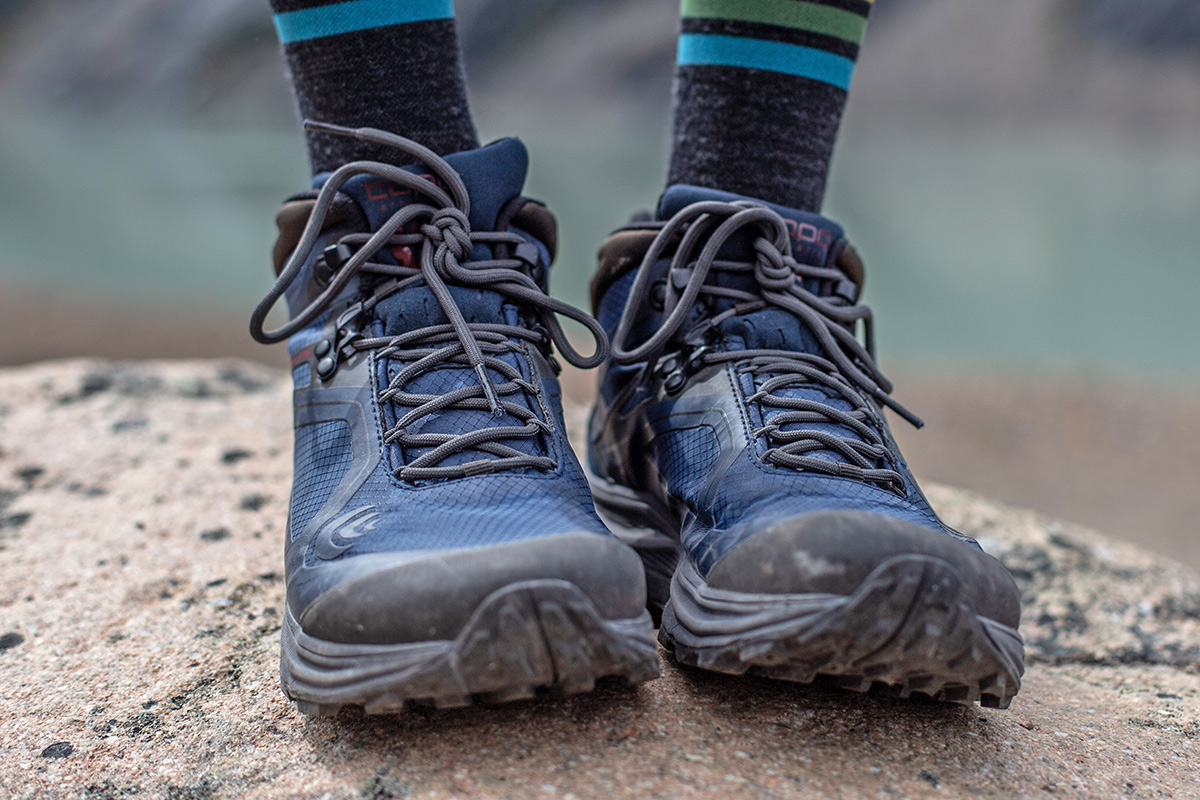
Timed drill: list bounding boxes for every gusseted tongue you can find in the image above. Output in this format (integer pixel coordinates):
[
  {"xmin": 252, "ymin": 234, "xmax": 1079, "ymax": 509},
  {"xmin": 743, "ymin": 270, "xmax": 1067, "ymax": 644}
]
[
  {"xmin": 659, "ymin": 186, "xmax": 871, "ymax": 467},
  {"xmin": 323, "ymin": 138, "xmax": 547, "ymax": 471},
  {"xmin": 317, "ymin": 137, "xmax": 532, "ymax": 334}
]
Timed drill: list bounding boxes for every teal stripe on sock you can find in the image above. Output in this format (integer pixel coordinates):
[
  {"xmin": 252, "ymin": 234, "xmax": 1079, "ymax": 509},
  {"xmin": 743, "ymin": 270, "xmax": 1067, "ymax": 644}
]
[
  {"xmin": 274, "ymin": 0, "xmax": 455, "ymax": 44},
  {"xmin": 677, "ymin": 33, "xmax": 855, "ymax": 90}
]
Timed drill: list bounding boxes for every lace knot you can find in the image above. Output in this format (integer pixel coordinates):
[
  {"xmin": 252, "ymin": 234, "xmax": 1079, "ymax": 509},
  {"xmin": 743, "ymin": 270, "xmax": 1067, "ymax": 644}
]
[
  {"xmin": 753, "ymin": 237, "xmax": 795, "ymax": 291},
  {"xmin": 422, "ymin": 208, "xmax": 473, "ymax": 270}
]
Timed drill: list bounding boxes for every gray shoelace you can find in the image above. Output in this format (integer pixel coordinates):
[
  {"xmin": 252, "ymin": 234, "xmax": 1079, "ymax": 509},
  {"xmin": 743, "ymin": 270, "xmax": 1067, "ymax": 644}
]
[
  {"xmin": 610, "ymin": 200, "xmax": 920, "ymax": 494},
  {"xmin": 251, "ymin": 122, "xmax": 609, "ymax": 481}
]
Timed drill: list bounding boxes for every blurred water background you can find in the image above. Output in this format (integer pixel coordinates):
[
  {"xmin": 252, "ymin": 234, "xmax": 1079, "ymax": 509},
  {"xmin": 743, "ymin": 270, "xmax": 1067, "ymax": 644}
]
[{"xmin": 1, "ymin": 0, "xmax": 1199, "ymax": 564}]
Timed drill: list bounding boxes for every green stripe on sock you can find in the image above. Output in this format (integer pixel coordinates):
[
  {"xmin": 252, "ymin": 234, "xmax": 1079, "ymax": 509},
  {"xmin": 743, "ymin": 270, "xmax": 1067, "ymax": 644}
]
[{"xmin": 681, "ymin": 0, "xmax": 868, "ymax": 45}]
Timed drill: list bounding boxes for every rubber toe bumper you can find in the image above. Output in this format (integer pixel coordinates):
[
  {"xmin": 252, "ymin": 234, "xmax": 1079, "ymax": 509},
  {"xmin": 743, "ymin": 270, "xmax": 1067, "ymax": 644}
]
[
  {"xmin": 705, "ymin": 510, "xmax": 1021, "ymax": 628},
  {"xmin": 298, "ymin": 532, "xmax": 649, "ymax": 644}
]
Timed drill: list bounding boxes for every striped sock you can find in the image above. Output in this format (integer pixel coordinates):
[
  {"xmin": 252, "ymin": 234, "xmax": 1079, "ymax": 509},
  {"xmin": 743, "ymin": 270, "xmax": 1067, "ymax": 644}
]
[
  {"xmin": 666, "ymin": 0, "xmax": 874, "ymax": 212},
  {"xmin": 271, "ymin": 0, "xmax": 478, "ymax": 173}
]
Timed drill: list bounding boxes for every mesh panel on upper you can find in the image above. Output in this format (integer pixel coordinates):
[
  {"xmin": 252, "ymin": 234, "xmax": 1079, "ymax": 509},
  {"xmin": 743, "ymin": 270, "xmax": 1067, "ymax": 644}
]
[
  {"xmin": 323, "ymin": 466, "xmax": 605, "ymax": 560},
  {"xmin": 654, "ymin": 426, "xmax": 722, "ymax": 502},
  {"xmin": 290, "ymin": 420, "xmax": 353, "ymax": 538},
  {"xmin": 292, "ymin": 363, "xmax": 312, "ymax": 389}
]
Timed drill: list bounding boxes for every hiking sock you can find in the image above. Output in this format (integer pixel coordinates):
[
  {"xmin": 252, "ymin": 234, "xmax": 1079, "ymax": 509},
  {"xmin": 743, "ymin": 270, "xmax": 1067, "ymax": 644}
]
[
  {"xmin": 666, "ymin": 0, "xmax": 874, "ymax": 212},
  {"xmin": 270, "ymin": 0, "xmax": 479, "ymax": 172}
]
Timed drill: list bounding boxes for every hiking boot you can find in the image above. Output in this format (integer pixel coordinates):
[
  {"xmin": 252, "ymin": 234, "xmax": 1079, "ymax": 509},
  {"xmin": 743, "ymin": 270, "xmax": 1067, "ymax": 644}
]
[
  {"xmin": 586, "ymin": 185, "xmax": 1024, "ymax": 708},
  {"xmin": 251, "ymin": 123, "xmax": 658, "ymax": 715}
]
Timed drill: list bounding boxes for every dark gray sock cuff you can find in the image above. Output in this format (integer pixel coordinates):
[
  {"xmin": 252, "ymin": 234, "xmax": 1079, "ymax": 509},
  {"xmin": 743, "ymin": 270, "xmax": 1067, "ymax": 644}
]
[
  {"xmin": 270, "ymin": 1, "xmax": 478, "ymax": 173},
  {"xmin": 665, "ymin": 0, "xmax": 873, "ymax": 212},
  {"xmin": 667, "ymin": 64, "xmax": 846, "ymax": 213}
]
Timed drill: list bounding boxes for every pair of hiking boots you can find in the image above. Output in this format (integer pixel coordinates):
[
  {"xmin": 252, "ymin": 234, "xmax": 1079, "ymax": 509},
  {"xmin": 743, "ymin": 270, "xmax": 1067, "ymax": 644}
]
[{"xmin": 250, "ymin": 123, "xmax": 1025, "ymax": 715}]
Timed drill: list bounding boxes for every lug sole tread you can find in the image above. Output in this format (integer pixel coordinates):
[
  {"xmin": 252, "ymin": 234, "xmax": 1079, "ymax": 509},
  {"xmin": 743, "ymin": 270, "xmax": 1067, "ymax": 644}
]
[
  {"xmin": 659, "ymin": 556, "xmax": 1024, "ymax": 709},
  {"xmin": 281, "ymin": 579, "xmax": 659, "ymax": 717}
]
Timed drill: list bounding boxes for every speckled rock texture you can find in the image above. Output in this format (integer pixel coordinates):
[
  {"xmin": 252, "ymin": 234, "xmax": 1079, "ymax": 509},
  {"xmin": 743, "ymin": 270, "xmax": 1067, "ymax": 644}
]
[{"xmin": 1, "ymin": 359, "xmax": 1198, "ymax": 800}]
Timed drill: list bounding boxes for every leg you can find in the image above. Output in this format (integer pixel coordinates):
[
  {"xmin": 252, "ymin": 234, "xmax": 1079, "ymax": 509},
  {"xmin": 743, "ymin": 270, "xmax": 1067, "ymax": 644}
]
[
  {"xmin": 667, "ymin": 0, "xmax": 873, "ymax": 211},
  {"xmin": 254, "ymin": 5, "xmax": 660, "ymax": 715}
]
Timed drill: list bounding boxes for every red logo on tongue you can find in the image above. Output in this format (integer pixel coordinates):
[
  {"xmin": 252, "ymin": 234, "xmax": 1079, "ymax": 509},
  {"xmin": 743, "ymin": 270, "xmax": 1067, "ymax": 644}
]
[{"xmin": 785, "ymin": 219, "xmax": 833, "ymax": 256}]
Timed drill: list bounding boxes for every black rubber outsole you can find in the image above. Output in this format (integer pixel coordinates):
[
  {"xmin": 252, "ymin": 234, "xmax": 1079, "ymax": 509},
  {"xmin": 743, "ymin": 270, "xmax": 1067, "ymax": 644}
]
[
  {"xmin": 280, "ymin": 579, "xmax": 660, "ymax": 716},
  {"xmin": 658, "ymin": 555, "xmax": 1025, "ymax": 709}
]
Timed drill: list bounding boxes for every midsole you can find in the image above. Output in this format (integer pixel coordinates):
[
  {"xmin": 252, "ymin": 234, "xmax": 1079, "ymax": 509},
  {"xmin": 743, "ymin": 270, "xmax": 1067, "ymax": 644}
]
[{"xmin": 281, "ymin": 605, "xmax": 454, "ymax": 697}]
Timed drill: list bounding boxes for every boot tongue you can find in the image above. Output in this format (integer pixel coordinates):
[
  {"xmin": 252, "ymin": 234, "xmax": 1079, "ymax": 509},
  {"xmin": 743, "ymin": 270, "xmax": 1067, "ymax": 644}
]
[
  {"xmin": 658, "ymin": 185, "xmax": 842, "ymax": 267},
  {"xmin": 659, "ymin": 186, "xmax": 872, "ymax": 471},
  {"xmin": 320, "ymin": 138, "xmax": 531, "ymax": 334},
  {"xmin": 657, "ymin": 185, "xmax": 847, "ymax": 354},
  {"xmin": 325, "ymin": 138, "xmax": 546, "ymax": 473},
  {"xmin": 319, "ymin": 137, "xmax": 529, "ymax": 234}
]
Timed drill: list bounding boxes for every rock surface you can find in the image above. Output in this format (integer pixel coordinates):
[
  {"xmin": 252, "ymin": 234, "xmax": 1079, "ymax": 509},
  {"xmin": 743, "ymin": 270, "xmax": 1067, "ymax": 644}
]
[{"xmin": 0, "ymin": 359, "xmax": 1198, "ymax": 799}]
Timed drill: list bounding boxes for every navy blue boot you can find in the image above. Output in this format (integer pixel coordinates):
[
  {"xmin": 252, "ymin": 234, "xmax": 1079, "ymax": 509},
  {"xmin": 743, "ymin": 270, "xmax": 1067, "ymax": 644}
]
[
  {"xmin": 586, "ymin": 186, "xmax": 1023, "ymax": 708},
  {"xmin": 252, "ymin": 123, "xmax": 658, "ymax": 715}
]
